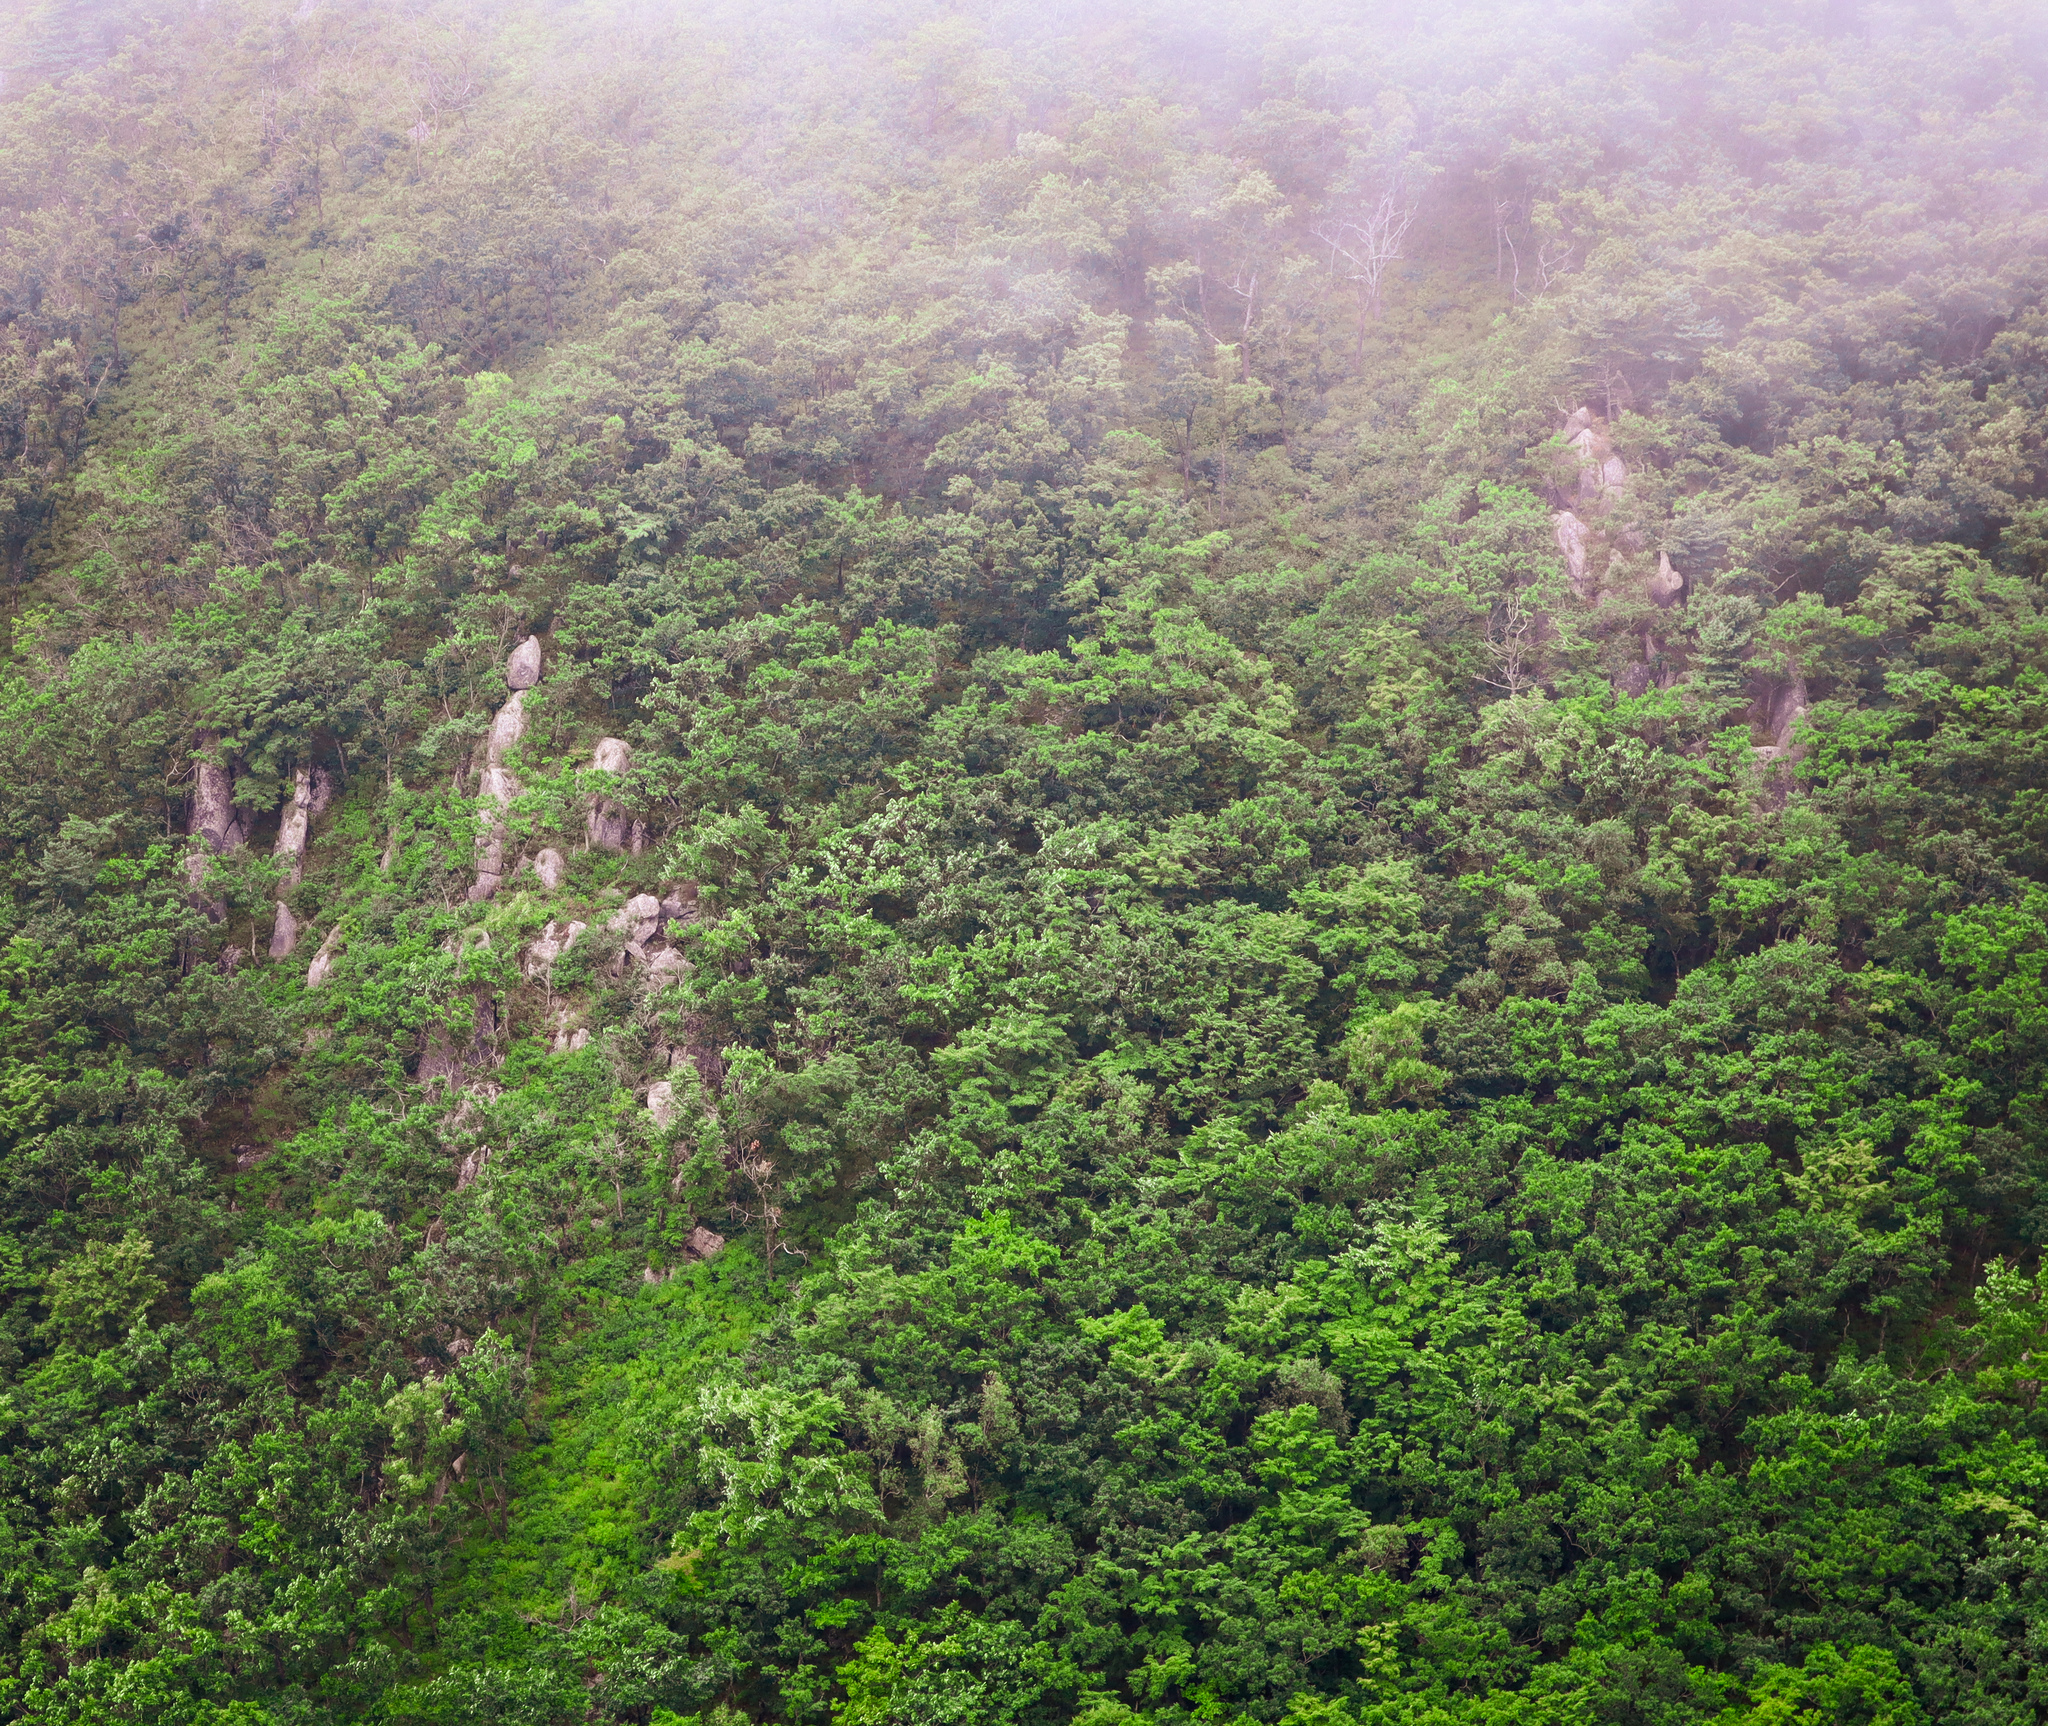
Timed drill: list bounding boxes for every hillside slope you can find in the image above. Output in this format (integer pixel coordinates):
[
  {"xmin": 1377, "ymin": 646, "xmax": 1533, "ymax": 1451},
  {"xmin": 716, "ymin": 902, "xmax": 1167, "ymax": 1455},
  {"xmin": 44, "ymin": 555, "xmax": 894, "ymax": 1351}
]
[{"xmin": 0, "ymin": 2, "xmax": 2046, "ymax": 1722}]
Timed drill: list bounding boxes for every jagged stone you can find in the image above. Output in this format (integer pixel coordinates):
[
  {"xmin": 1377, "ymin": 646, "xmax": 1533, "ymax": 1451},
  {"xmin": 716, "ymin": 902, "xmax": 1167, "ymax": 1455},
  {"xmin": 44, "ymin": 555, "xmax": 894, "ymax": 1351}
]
[
  {"xmin": 269, "ymin": 901, "xmax": 299, "ymax": 960},
  {"xmin": 275, "ymin": 764, "xmax": 335, "ymax": 887},
  {"xmin": 1649, "ymin": 550, "xmax": 1684, "ymax": 608},
  {"xmin": 683, "ymin": 1225, "xmax": 727, "ymax": 1261},
  {"xmin": 506, "ymin": 634, "xmax": 542, "ymax": 690},
  {"xmin": 525, "ymin": 919, "xmax": 586, "ymax": 979},
  {"xmin": 610, "ymin": 893, "xmax": 662, "ymax": 943},
  {"xmin": 629, "ymin": 818, "xmax": 650, "ymax": 855},
  {"xmin": 534, "ymin": 847, "xmax": 567, "ymax": 890},
  {"xmin": 306, "ymin": 926, "xmax": 344, "ymax": 989},
  {"xmin": 485, "ymin": 690, "xmax": 526, "ymax": 766},
  {"xmin": 646, "ymin": 948, "xmax": 689, "ymax": 990}
]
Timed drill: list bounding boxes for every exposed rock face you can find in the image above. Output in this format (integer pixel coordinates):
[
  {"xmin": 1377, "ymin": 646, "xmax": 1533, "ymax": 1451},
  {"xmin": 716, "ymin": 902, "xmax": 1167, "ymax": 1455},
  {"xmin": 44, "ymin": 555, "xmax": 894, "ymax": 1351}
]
[
  {"xmin": 646, "ymin": 1079, "xmax": 677, "ymax": 1129},
  {"xmin": 485, "ymin": 690, "xmax": 526, "ymax": 766},
  {"xmin": 646, "ymin": 948, "xmax": 689, "ymax": 989},
  {"xmin": 1751, "ymin": 669, "xmax": 1809, "ymax": 757},
  {"xmin": 587, "ymin": 738, "xmax": 633, "ymax": 850},
  {"xmin": 269, "ymin": 901, "xmax": 299, "ymax": 960},
  {"xmin": 1553, "ymin": 510, "xmax": 1590, "ymax": 598},
  {"xmin": 506, "ymin": 635, "xmax": 542, "ymax": 691},
  {"xmin": 683, "ymin": 1225, "xmax": 726, "ymax": 1261},
  {"xmin": 469, "ymin": 766, "xmax": 519, "ymax": 901},
  {"xmin": 185, "ymin": 749, "xmax": 249, "ymax": 888},
  {"xmin": 189, "ymin": 760, "xmax": 239, "ymax": 852},
  {"xmin": 534, "ymin": 847, "xmax": 567, "ymax": 890},
  {"xmin": 417, "ymin": 994, "xmax": 499, "ymax": 1087}
]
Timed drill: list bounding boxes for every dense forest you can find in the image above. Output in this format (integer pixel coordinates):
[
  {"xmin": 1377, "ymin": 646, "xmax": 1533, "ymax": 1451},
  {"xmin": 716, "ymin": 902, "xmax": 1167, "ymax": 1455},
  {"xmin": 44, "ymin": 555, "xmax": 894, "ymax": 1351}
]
[{"xmin": 0, "ymin": 0, "xmax": 2044, "ymax": 1719}]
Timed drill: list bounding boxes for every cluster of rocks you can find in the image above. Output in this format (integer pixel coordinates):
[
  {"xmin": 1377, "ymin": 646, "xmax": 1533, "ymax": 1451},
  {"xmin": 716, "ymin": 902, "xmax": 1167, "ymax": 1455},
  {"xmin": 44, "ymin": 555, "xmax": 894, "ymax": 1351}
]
[
  {"xmin": 182, "ymin": 733, "xmax": 340, "ymax": 965},
  {"xmin": 469, "ymin": 637, "xmax": 645, "ymax": 903},
  {"xmin": 1547, "ymin": 406, "xmax": 1808, "ymax": 794}
]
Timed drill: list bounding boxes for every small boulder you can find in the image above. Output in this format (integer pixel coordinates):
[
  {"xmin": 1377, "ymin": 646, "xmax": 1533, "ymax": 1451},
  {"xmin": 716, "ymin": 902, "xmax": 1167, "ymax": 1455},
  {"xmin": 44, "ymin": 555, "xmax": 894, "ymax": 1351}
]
[
  {"xmin": 269, "ymin": 901, "xmax": 299, "ymax": 960},
  {"xmin": 611, "ymin": 893, "xmax": 662, "ymax": 943},
  {"xmin": 646, "ymin": 1079, "xmax": 677, "ymax": 1129},
  {"xmin": 1649, "ymin": 550, "xmax": 1684, "ymax": 608},
  {"xmin": 683, "ymin": 1225, "xmax": 727, "ymax": 1261},
  {"xmin": 506, "ymin": 635, "xmax": 542, "ymax": 691},
  {"xmin": 534, "ymin": 847, "xmax": 567, "ymax": 890},
  {"xmin": 646, "ymin": 948, "xmax": 689, "ymax": 989}
]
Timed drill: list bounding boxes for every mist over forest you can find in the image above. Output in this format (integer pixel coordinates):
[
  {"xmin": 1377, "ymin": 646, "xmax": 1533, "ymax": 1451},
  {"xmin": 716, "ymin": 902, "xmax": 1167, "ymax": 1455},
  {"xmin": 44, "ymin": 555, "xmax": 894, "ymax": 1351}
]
[{"xmin": 0, "ymin": 0, "xmax": 2045, "ymax": 1720}]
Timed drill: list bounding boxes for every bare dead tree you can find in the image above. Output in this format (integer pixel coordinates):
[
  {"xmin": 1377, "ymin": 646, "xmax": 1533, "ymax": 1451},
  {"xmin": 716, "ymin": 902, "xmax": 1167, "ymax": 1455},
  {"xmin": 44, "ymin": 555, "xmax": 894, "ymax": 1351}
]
[
  {"xmin": 1480, "ymin": 587, "xmax": 1542, "ymax": 698},
  {"xmin": 1312, "ymin": 182, "xmax": 1419, "ymax": 370}
]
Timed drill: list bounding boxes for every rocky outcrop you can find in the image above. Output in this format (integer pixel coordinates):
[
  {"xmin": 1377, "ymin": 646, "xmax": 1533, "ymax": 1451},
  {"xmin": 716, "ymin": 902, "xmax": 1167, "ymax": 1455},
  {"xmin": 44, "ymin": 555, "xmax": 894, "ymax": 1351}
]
[
  {"xmin": 506, "ymin": 634, "xmax": 542, "ymax": 691},
  {"xmin": 468, "ymin": 636, "xmax": 548, "ymax": 901},
  {"xmin": 646, "ymin": 948, "xmax": 689, "ymax": 989},
  {"xmin": 1750, "ymin": 668, "xmax": 1809, "ymax": 759},
  {"xmin": 185, "ymin": 744, "xmax": 249, "ymax": 889},
  {"xmin": 485, "ymin": 690, "xmax": 526, "ymax": 767},
  {"xmin": 534, "ymin": 847, "xmax": 567, "ymax": 890},
  {"xmin": 417, "ymin": 994, "xmax": 499, "ymax": 1088},
  {"xmin": 469, "ymin": 766, "xmax": 520, "ymax": 902},
  {"xmin": 610, "ymin": 893, "xmax": 663, "ymax": 944},
  {"xmin": 1554, "ymin": 510, "xmax": 1590, "ymax": 598},
  {"xmin": 274, "ymin": 765, "xmax": 336, "ymax": 889},
  {"xmin": 1561, "ymin": 408, "xmax": 1630, "ymax": 512},
  {"xmin": 1649, "ymin": 550, "xmax": 1685, "ymax": 609},
  {"xmin": 683, "ymin": 1224, "xmax": 726, "ymax": 1260},
  {"xmin": 306, "ymin": 925, "xmax": 344, "ymax": 989},
  {"xmin": 524, "ymin": 919, "xmax": 587, "ymax": 980},
  {"xmin": 587, "ymin": 738, "xmax": 633, "ymax": 850},
  {"xmin": 646, "ymin": 1079, "xmax": 677, "ymax": 1129}
]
